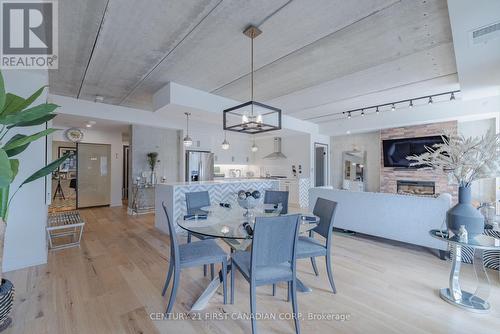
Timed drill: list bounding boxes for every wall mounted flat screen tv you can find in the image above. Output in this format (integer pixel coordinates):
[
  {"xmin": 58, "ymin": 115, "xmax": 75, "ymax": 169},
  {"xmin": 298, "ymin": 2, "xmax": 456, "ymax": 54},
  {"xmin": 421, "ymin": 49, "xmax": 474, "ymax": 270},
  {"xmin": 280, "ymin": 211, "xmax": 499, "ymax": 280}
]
[{"xmin": 382, "ymin": 135, "xmax": 445, "ymax": 168}]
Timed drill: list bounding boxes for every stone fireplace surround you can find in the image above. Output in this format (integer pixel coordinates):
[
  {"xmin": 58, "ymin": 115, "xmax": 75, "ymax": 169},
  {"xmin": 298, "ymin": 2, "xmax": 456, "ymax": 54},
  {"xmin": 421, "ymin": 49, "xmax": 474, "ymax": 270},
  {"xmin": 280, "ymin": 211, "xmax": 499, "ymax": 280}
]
[{"xmin": 380, "ymin": 121, "xmax": 458, "ymax": 203}]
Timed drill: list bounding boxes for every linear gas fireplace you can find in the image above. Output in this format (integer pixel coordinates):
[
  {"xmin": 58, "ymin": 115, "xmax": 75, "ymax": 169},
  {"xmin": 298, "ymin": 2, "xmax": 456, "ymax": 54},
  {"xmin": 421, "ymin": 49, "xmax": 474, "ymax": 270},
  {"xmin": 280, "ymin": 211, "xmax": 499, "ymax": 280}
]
[{"xmin": 397, "ymin": 180, "xmax": 435, "ymax": 196}]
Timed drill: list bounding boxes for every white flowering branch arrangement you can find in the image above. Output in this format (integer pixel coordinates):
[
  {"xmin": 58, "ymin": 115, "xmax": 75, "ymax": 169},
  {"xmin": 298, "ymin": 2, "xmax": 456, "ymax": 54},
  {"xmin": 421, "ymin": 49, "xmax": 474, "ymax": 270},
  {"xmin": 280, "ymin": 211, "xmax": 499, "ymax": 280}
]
[{"xmin": 407, "ymin": 130, "xmax": 500, "ymax": 187}]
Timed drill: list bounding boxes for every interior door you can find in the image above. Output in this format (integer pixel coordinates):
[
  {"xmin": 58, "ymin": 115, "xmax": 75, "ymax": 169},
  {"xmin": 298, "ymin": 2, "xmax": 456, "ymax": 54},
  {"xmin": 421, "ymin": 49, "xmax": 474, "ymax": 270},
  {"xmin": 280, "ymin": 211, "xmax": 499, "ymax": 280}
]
[
  {"xmin": 315, "ymin": 146, "xmax": 326, "ymax": 187},
  {"xmin": 77, "ymin": 143, "xmax": 111, "ymax": 208}
]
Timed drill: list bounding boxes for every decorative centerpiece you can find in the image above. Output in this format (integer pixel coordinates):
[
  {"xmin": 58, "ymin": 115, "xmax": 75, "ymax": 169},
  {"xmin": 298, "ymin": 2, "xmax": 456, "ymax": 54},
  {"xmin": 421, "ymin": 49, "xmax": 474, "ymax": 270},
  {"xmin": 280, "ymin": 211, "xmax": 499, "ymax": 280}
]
[
  {"xmin": 237, "ymin": 190, "xmax": 261, "ymax": 215},
  {"xmin": 146, "ymin": 152, "xmax": 159, "ymax": 185},
  {"xmin": 408, "ymin": 130, "xmax": 500, "ymax": 236},
  {"xmin": 0, "ymin": 71, "xmax": 68, "ymax": 331}
]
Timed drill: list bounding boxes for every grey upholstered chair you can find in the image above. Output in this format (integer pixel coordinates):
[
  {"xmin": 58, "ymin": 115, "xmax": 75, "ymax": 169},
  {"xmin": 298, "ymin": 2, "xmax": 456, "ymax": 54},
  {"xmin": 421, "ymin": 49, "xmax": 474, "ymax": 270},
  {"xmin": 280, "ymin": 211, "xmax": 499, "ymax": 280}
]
[
  {"xmin": 296, "ymin": 197, "xmax": 338, "ymax": 293},
  {"xmin": 185, "ymin": 191, "xmax": 211, "ymax": 216},
  {"xmin": 264, "ymin": 190, "xmax": 289, "ymax": 214},
  {"xmin": 230, "ymin": 214, "xmax": 301, "ymax": 334},
  {"xmin": 161, "ymin": 202, "xmax": 228, "ymax": 314},
  {"xmin": 185, "ymin": 191, "xmax": 215, "ymax": 278}
]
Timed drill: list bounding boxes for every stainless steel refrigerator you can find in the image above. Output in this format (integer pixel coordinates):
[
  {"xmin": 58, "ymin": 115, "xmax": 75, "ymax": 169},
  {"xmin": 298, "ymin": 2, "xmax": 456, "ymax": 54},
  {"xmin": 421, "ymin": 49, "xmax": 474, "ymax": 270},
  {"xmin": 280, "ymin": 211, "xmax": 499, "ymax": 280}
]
[{"xmin": 185, "ymin": 151, "xmax": 214, "ymax": 182}]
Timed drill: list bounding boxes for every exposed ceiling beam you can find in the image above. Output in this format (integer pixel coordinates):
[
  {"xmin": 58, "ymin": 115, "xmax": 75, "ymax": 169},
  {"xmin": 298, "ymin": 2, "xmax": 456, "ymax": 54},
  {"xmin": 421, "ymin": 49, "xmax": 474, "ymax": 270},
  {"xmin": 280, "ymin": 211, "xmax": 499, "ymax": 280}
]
[
  {"xmin": 210, "ymin": 0, "xmax": 400, "ymax": 95},
  {"xmin": 117, "ymin": 0, "xmax": 224, "ymax": 105},
  {"xmin": 76, "ymin": 0, "xmax": 111, "ymax": 99}
]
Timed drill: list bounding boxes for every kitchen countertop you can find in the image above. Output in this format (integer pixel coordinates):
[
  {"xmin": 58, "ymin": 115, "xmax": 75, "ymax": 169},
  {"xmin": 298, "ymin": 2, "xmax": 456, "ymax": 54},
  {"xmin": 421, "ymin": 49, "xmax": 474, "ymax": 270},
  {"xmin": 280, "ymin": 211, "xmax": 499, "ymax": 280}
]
[{"xmin": 157, "ymin": 178, "xmax": 280, "ymax": 187}]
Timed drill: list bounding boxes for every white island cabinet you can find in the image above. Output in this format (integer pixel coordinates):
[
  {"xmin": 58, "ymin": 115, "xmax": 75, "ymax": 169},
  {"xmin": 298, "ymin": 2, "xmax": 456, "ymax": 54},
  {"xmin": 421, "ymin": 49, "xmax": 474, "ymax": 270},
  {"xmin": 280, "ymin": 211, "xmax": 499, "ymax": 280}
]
[{"xmin": 155, "ymin": 179, "xmax": 279, "ymax": 234}]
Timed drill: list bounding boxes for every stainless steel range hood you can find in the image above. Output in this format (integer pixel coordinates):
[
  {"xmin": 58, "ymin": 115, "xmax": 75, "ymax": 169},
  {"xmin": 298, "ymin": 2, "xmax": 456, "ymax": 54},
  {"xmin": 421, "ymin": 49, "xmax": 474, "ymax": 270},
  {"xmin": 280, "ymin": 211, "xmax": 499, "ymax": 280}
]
[{"xmin": 263, "ymin": 137, "xmax": 287, "ymax": 159}]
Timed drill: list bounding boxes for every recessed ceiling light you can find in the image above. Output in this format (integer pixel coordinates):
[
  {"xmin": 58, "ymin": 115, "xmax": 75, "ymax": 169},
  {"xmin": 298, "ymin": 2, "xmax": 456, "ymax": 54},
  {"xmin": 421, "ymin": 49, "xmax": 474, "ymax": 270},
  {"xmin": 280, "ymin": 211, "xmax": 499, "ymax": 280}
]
[
  {"xmin": 86, "ymin": 124, "xmax": 92, "ymax": 128},
  {"xmin": 346, "ymin": 130, "xmax": 351, "ymax": 134}
]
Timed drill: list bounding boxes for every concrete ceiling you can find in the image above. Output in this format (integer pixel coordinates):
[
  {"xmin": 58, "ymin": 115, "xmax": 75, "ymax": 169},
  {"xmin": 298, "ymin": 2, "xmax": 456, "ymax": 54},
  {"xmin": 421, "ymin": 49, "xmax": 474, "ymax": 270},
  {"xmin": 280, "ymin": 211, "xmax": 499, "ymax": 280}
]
[{"xmin": 50, "ymin": 0, "xmax": 458, "ymax": 124}]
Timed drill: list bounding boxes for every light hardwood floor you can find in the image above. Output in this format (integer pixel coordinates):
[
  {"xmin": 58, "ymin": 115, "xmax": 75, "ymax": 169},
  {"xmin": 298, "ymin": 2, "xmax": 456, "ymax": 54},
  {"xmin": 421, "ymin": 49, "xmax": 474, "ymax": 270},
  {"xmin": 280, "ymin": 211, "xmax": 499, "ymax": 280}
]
[{"xmin": 4, "ymin": 206, "xmax": 500, "ymax": 334}]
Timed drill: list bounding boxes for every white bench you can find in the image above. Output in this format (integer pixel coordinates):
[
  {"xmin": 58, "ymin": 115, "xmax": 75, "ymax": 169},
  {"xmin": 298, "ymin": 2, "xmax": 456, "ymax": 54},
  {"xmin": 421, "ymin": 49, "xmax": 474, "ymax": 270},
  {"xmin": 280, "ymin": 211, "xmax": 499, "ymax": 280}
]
[{"xmin": 47, "ymin": 211, "xmax": 85, "ymax": 250}]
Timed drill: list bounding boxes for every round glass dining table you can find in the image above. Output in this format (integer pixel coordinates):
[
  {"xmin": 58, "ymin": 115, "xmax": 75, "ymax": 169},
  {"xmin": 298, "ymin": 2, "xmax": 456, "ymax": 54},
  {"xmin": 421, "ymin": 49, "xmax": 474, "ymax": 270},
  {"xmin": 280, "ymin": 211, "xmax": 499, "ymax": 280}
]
[{"xmin": 177, "ymin": 202, "xmax": 319, "ymax": 311}]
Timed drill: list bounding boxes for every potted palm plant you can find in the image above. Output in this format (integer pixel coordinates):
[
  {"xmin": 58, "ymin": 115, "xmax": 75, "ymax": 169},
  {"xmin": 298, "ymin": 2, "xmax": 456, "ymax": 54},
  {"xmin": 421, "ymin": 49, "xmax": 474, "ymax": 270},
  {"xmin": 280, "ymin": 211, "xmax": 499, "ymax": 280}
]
[
  {"xmin": 408, "ymin": 130, "xmax": 500, "ymax": 236},
  {"xmin": 0, "ymin": 71, "xmax": 69, "ymax": 330}
]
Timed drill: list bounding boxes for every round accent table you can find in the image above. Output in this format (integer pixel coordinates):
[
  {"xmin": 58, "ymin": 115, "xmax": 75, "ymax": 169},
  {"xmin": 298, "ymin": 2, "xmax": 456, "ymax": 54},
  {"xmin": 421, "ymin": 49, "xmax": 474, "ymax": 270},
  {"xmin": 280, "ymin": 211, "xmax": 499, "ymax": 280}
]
[{"xmin": 429, "ymin": 229, "xmax": 500, "ymax": 313}]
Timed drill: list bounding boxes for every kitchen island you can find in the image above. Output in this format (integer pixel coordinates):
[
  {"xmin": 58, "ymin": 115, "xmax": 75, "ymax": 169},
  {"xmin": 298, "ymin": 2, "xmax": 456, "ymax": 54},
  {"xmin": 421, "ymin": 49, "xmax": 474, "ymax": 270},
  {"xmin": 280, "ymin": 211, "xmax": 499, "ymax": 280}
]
[{"xmin": 155, "ymin": 179, "xmax": 279, "ymax": 234}]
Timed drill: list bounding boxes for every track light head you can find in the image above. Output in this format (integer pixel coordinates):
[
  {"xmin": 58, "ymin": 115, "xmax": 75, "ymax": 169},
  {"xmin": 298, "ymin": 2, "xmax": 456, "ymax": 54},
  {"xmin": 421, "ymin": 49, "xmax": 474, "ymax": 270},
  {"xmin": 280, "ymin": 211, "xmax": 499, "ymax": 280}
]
[
  {"xmin": 376, "ymin": 106, "xmax": 380, "ymax": 114},
  {"xmin": 347, "ymin": 112, "xmax": 351, "ymax": 119},
  {"xmin": 428, "ymin": 96, "xmax": 433, "ymax": 104},
  {"xmin": 361, "ymin": 109, "xmax": 365, "ymax": 117},
  {"xmin": 391, "ymin": 104, "xmax": 395, "ymax": 111},
  {"xmin": 450, "ymin": 92, "xmax": 455, "ymax": 101},
  {"xmin": 409, "ymin": 100, "xmax": 413, "ymax": 108}
]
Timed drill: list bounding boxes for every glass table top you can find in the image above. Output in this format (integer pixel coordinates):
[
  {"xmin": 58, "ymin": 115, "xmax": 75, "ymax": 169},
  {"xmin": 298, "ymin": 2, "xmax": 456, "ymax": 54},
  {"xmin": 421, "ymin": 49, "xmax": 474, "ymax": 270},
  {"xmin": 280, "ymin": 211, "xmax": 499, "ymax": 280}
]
[
  {"xmin": 429, "ymin": 229, "xmax": 500, "ymax": 250},
  {"xmin": 178, "ymin": 203, "xmax": 319, "ymax": 240}
]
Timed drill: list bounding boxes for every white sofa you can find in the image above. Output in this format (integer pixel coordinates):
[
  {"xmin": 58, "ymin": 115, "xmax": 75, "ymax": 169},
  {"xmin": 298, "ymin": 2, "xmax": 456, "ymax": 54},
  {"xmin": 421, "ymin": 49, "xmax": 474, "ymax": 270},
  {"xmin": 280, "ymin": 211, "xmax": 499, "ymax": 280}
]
[{"xmin": 309, "ymin": 187, "xmax": 452, "ymax": 251}]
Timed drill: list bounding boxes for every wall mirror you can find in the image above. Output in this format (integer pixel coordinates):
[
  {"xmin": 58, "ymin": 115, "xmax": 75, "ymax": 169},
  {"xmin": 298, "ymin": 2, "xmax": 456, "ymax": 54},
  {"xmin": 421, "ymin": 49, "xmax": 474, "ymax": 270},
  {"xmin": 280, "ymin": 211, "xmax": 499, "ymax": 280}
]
[{"xmin": 342, "ymin": 150, "xmax": 366, "ymax": 191}]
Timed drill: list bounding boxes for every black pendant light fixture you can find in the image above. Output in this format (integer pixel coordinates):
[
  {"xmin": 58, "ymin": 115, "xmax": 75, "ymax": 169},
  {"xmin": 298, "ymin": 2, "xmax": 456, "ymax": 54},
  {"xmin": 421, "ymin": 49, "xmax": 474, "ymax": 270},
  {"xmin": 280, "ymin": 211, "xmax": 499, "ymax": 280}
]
[{"xmin": 223, "ymin": 25, "xmax": 281, "ymax": 134}]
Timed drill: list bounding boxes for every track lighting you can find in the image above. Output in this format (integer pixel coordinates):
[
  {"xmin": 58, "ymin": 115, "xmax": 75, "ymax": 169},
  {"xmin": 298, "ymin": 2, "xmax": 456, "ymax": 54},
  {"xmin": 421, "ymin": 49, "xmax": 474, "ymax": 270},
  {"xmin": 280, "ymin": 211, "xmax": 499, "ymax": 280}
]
[{"xmin": 327, "ymin": 90, "xmax": 459, "ymax": 122}]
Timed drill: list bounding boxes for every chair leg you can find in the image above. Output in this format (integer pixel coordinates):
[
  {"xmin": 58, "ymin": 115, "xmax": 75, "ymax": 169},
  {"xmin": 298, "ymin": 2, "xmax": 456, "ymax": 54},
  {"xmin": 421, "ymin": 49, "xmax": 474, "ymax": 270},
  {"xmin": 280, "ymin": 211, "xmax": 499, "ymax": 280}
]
[
  {"xmin": 291, "ymin": 279, "xmax": 301, "ymax": 334},
  {"xmin": 230, "ymin": 261, "xmax": 235, "ymax": 304},
  {"xmin": 165, "ymin": 268, "xmax": 180, "ymax": 315},
  {"xmin": 187, "ymin": 232, "xmax": 192, "ymax": 243},
  {"xmin": 272, "ymin": 284, "xmax": 276, "ymax": 296},
  {"xmin": 325, "ymin": 254, "xmax": 337, "ymax": 294},
  {"xmin": 210, "ymin": 263, "xmax": 215, "ymax": 280},
  {"xmin": 204, "ymin": 264, "xmax": 207, "ymax": 277},
  {"xmin": 250, "ymin": 283, "xmax": 257, "ymax": 334},
  {"xmin": 162, "ymin": 261, "xmax": 174, "ymax": 296},
  {"xmin": 310, "ymin": 257, "xmax": 319, "ymax": 276},
  {"xmin": 222, "ymin": 261, "xmax": 227, "ymax": 304}
]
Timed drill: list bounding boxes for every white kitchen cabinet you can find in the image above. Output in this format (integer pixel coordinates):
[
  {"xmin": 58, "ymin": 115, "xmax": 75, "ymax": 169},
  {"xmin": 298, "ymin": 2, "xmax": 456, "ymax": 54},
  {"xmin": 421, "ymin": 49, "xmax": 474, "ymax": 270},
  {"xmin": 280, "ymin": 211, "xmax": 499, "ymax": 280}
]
[
  {"xmin": 279, "ymin": 179, "xmax": 299, "ymax": 206},
  {"xmin": 279, "ymin": 178, "xmax": 310, "ymax": 208}
]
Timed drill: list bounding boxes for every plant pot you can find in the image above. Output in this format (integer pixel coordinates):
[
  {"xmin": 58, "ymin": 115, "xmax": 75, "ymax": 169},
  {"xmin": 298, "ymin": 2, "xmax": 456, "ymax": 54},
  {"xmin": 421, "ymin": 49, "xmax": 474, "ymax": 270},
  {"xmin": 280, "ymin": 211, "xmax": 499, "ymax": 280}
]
[
  {"xmin": 447, "ymin": 186, "xmax": 485, "ymax": 236},
  {"xmin": 150, "ymin": 172, "xmax": 156, "ymax": 185},
  {"xmin": 0, "ymin": 279, "xmax": 14, "ymax": 332}
]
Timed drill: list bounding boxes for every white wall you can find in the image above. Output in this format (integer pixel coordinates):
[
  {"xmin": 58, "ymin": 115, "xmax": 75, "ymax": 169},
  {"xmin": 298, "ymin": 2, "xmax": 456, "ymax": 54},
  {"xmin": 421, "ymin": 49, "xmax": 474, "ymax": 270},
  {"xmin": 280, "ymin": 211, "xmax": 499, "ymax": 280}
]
[
  {"xmin": 253, "ymin": 134, "xmax": 311, "ymax": 178},
  {"xmin": 52, "ymin": 127, "xmax": 125, "ymax": 207},
  {"xmin": 458, "ymin": 117, "xmax": 498, "ymax": 203},
  {"xmin": 2, "ymin": 70, "xmax": 49, "ymax": 272},
  {"xmin": 130, "ymin": 125, "xmax": 180, "ymax": 184},
  {"xmin": 331, "ymin": 131, "xmax": 381, "ymax": 192}
]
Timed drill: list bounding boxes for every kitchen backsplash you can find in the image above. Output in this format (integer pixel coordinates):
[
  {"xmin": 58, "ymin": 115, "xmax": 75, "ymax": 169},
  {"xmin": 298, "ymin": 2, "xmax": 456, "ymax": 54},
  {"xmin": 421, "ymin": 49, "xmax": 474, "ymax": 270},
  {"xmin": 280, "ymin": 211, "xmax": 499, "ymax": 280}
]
[{"xmin": 215, "ymin": 164, "xmax": 305, "ymax": 178}]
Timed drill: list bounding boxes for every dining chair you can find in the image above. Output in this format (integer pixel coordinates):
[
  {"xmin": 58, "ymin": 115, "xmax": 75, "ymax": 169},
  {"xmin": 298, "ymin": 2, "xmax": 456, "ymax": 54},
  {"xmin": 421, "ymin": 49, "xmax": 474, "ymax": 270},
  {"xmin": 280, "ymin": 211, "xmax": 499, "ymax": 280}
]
[
  {"xmin": 264, "ymin": 190, "xmax": 289, "ymax": 214},
  {"xmin": 185, "ymin": 191, "xmax": 215, "ymax": 278},
  {"xmin": 161, "ymin": 202, "xmax": 228, "ymax": 314},
  {"xmin": 296, "ymin": 197, "xmax": 338, "ymax": 293},
  {"xmin": 185, "ymin": 191, "xmax": 211, "ymax": 216},
  {"xmin": 230, "ymin": 214, "xmax": 301, "ymax": 334}
]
